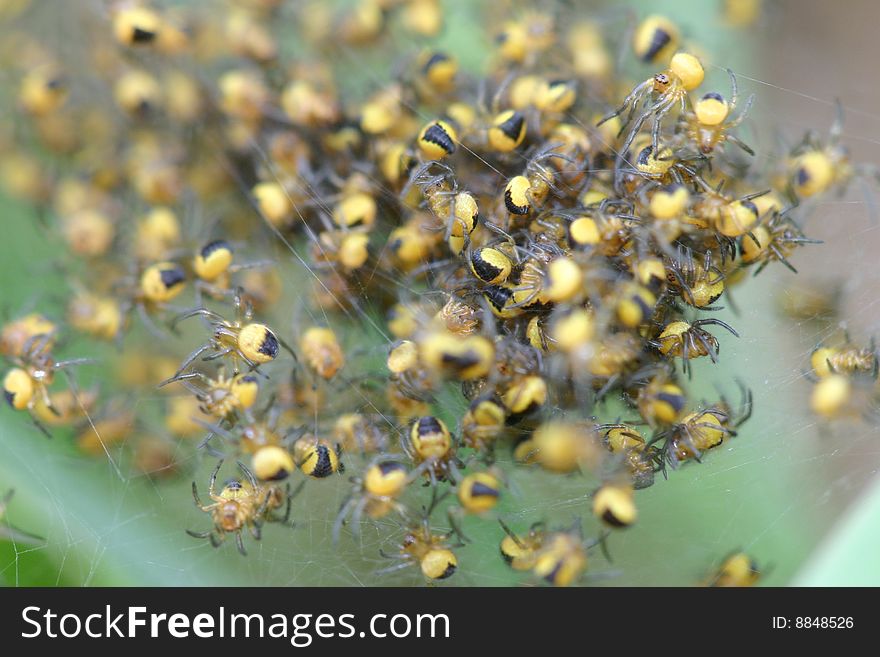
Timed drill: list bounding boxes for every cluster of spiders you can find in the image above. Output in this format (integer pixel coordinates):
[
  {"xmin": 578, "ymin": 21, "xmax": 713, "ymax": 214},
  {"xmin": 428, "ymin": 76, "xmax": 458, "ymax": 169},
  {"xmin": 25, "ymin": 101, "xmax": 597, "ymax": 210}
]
[{"xmin": 2, "ymin": 1, "xmax": 871, "ymax": 586}]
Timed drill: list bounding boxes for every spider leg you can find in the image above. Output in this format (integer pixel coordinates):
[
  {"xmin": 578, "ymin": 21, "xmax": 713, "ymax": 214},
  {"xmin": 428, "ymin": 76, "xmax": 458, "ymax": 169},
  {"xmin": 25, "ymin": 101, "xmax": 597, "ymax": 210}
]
[
  {"xmin": 594, "ymin": 373, "xmax": 621, "ymax": 403},
  {"xmin": 694, "ymin": 317, "xmax": 739, "ymax": 337},
  {"xmin": 203, "ymin": 347, "xmax": 234, "ymax": 362},
  {"xmin": 54, "ymin": 357, "xmax": 94, "ymax": 370},
  {"xmin": 186, "ymin": 529, "xmax": 213, "ymax": 539},
  {"xmin": 648, "ymin": 94, "xmax": 679, "ymax": 153},
  {"xmin": 727, "ymin": 134, "xmax": 755, "ymax": 155},
  {"xmin": 332, "ymin": 496, "xmax": 356, "ymax": 545},
  {"xmin": 497, "ymin": 518, "xmax": 528, "ymax": 550},
  {"xmin": 597, "ymin": 80, "xmax": 650, "ymax": 127},
  {"xmin": 349, "ymin": 495, "xmax": 372, "ymax": 539},
  {"xmin": 695, "ymin": 332, "xmax": 719, "ymax": 363},
  {"xmin": 277, "ymin": 336, "xmax": 299, "ymax": 363},
  {"xmin": 446, "ymin": 506, "xmax": 471, "ymax": 543},
  {"xmin": 22, "ymin": 332, "xmax": 53, "ymax": 358},
  {"xmin": 137, "ymin": 303, "xmax": 170, "ymax": 340},
  {"xmin": 280, "ymin": 489, "xmax": 294, "ymax": 527},
  {"xmin": 768, "ymin": 244, "xmax": 798, "ymax": 273},
  {"xmin": 830, "ymin": 98, "xmax": 845, "ymax": 145},
  {"xmin": 238, "ymin": 461, "xmax": 260, "ymax": 493},
  {"xmin": 28, "ymin": 414, "xmax": 53, "ymax": 439},
  {"xmin": 208, "ymin": 460, "xmax": 224, "ymax": 497},
  {"xmin": 681, "ymin": 335, "xmax": 692, "ymax": 377},
  {"xmin": 172, "ymin": 307, "xmax": 224, "ymax": 330},
  {"xmin": 192, "ymin": 482, "xmax": 209, "ymax": 510},
  {"xmin": 726, "ymin": 68, "xmax": 739, "ymax": 107},
  {"xmin": 679, "ymin": 425, "xmax": 704, "ymax": 462},
  {"xmin": 376, "ymin": 559, "xmax": 415, "ymax": 577},
  {"xmin": 162, "ymin": 344, "xmax": 212, "ymax": 385},
  {"xmin": 737, "ymin": 387, "xmax": 754, "ymax": 427}
]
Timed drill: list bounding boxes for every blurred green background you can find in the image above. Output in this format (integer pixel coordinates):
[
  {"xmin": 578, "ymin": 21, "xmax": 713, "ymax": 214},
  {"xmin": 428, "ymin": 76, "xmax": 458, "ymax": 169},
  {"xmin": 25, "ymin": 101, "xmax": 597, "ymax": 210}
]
[{"xmin": 1, "ymin": 0, "xmax": 880, "ymax": 586}]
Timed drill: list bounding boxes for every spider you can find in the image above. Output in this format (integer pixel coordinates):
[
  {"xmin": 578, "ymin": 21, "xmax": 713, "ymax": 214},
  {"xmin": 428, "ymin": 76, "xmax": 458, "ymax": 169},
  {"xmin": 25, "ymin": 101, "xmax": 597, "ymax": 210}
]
[
  {"xmin": 515, "ymin": 518, "xmax": 605, "ymax": 587},
  {"xmin": 402, "ymin": 415, "xmax": 464, "ymax": 484},
  {"xmin": 3, "ymin": 332, "xmax": 91, "ymax": 437},
  {"xmin": 676, "ymin": 68, "xmax": 755, "ymax": 156},
  {"xmin": 499, "ymin": 519, "xmax": 547, "ymax": 572},
  {"xmin": 114, "ymin": 260, "xmax": 188, "ymax": 341},
  {"xmin": 192, "ymin": 239, "xmax": 274, "ymax": 306},
  {"xmin": 740, "ymin": 208, "xmax": 822, "ymax": 275},
  {"xmin": 187, "ymin": 460, "xmax": 294, "ymax": 556},
  {"xmin": 689, "ymin": 178, "xmax": 770, "ymax": 240},
  {"xmin": 810, "ymin": 334, "xmax": 878, "ymax": 381},
  {"xmin": 630, "ymin": 365, "xmax": 687, "ymax": 428},
  {"xmin": 501, "ymin": 143, "xmax": 575, "ymax": 219},
  {"xmin": 168, "ymin": 289, "xmax": 295, "ymax": 379},
  {"xmin": 460, "ymin": 396, "xmax": 507, "ymax": 456},
  {"xmin": 158, "ymin": 367, "xmax": 259, "ymax": 423},
  {"xmin": 651, "ymin": 318, "xmax": 739, "ymax": 375},
  {"xmin": 665, "ymin": 246, "xmax": 726, "ymax": 309},
  {"xmin": 446, "ymin": 467, "xmax": 504, "ymax": 542},
  {"xmin": 599, "ymin": 423, "xmax": 663, "ymax": 490},
  {"xmin": 788, "ymin": 100, "xmax": 880, "ymax": 202},
  {"xmin": 332, "ymin": 456, "xmax": 427, "ymax": 544},
  {"xmin": 402, "ymin": 161, "xmax": 480, "ymax": 245},
  {"xmin": 500, "ymin": 234, "xmax": 568, "ymax": 310},
  {"xmin": 654, "ymin": 382, "xmax": 753, "ymax": 468},
  {"xmin": 626, "ymin": 139, "xmax": 709, "ymax": 188},
  {"xmin": 598, "ymin": 52, "xmax": 705, "ymax": 181},
  {"xmin": 376, "ymin": 488, "xmax": 463, "ymax": 581}
]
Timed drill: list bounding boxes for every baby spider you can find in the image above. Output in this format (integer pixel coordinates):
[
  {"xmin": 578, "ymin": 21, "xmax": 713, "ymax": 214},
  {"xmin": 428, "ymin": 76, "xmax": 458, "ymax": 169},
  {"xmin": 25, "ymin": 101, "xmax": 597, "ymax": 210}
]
[
  {"xmin": 740, "ymin": 208, "xmax": 822, "ymax": 274},
  {"xmin": 502, "ymin": 143, "xmax": 574, "ymax": 218},
  {"xmin": 289, "ymin": 430, "xmax": 345, "ymax": 479},
  {"xmin": 704, "ymin": 551, "xmax": 762, "ymax": 587},
  {"xmin": 598, "ymin": 52, "xmax": 705, "ymax": 180},
  {"xmin": 598, "ymin": 423, "xmax": 662, "ymax": 490},
  {"xmin": 168, "ymin": 289, "xmax": 295, "ymax": 379},
  {"xmin": 333, "ymin": 413, "xmax": 391, "ymax": 456},
  {"xmin": 676, "ymin": 69, "xmax": 755, "ymax": 155},
  {"xmin": 259, "ymin": 479, "xmax": 304, "ymax": 526},
  {"xmin": 402, "ymin": 415, "xmax": 464, "ymax": 484},
  {"xmin": 192, "ymin": 239, "xmax": 273, "ymax": 306},
  {"xmin": 626, "ymin": 135, "xmax": 710, "ymax": 188},
  {"xmin": 115, "ymin": 261, "xmax": 188, "ymax": 340},
  {"xmin": 810, "ymin": 335, "xmax": 878, "ymax": 380},
  {"xmin": 333, "ymin": 457, "xmax": 427, "ymax": 544},
  {"xmin": 403, "ymin": 161, "xmax": 480, "ymax": 245},
  {"xmin": 631, "ymin": 365, "xmax": 688, "ymax": 428},
  {"xmin": 446, "ymin": 467, "xmax": 504, "ymax": 542},
  {"xmin": 3, "ymin": 332, "xmax": 91, "ymax": 437},
  {"xmin": 505, "ymin": 518, "xmax": 606, "ymax": 587},
  {"xmin": 788, "ymin": 100, "xmax": 880, "ymax": 202},
  {"xmin": 377, "ymin": 489, "xmax": 463, "ymax": 581},
  {"xmin": 159, "ymin": 367, "xmax": 259, "ymax": 425},
  {"xmin": 690, "ymin": 180, "xmax": 769, "ymax": 239},
  {"xmin": 187, "ymin": 460, "xmax": 281, "ymax": 556},
  {"xmin": 665, "ymin": 246, "xmax": 726, "ymax": 309},
  {"xmin": 460, "ymin": 396, "xmax": 508, "ymax": 457},
  {"xmin": 499, "ymin": 235, "xmax": 568, "ymax": 310},
  {"xmin": 652, "ymin": 318, "xmax": 739, "ymax": 375},
  {"xmin": 499, "ymin": 519, "xmax": 546, "ymax": 572},
  {"xmin": 655, "ymin": 383, "xmax": 753, "ymax": 468}
]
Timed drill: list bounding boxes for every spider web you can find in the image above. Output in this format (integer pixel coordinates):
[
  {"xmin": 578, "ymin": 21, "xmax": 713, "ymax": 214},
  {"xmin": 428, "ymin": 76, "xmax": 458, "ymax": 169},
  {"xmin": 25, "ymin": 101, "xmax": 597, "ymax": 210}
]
[{"xmin": 1, "ymin": 0, "xmax": 880, "ymax": 588}]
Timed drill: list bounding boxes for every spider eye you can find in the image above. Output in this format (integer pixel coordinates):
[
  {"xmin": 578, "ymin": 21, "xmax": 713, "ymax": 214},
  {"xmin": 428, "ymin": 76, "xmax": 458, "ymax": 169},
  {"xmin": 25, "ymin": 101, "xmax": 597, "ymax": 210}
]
[{"xmin": 652, "ymin": 73, "xmax": 671, "ymax": 92}]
